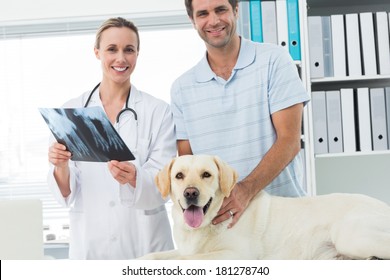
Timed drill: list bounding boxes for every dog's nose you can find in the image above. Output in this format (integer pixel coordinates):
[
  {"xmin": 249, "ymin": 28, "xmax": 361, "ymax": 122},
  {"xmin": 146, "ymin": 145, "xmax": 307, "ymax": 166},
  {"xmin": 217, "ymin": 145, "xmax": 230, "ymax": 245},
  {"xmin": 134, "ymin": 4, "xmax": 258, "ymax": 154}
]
[{"xmin": 183, "ymin": 187, "xmax": 199, "ymax": 201}]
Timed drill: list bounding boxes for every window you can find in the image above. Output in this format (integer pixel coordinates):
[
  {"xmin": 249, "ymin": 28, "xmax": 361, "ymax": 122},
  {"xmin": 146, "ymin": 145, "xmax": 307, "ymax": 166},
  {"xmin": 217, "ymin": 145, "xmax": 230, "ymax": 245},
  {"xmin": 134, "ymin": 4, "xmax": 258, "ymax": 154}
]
[{"xmin": 0, "ymin": 23, "xmax": 205, "ymax": 242}]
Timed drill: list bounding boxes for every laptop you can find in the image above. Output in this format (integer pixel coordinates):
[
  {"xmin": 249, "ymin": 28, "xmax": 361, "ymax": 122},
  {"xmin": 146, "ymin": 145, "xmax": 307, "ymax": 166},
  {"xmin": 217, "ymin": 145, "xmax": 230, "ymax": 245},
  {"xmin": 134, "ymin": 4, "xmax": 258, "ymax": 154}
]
[{"xmin": 0, "ymin": 199, "xmax": 44, "ymax": 259}]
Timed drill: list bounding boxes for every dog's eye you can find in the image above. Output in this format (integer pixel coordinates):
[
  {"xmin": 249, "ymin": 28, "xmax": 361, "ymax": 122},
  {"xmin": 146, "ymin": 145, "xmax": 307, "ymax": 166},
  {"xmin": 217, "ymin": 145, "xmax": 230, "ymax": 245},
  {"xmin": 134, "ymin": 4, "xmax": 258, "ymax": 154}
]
[
  {"xmin": 175, "ymin": 172, "xmax": 184, "ymax": 180},
  {"xmin": 202, "ymin": 172, "xmax": 211, "ymax": 178}
]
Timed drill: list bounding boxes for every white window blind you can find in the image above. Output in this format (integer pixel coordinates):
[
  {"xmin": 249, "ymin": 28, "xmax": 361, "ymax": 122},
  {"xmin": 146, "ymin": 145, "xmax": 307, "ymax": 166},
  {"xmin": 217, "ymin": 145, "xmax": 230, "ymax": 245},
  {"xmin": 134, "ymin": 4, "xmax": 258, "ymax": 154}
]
[{"xmin": 0, "ymin": 17, "xmax": 205, "ymax": 242}]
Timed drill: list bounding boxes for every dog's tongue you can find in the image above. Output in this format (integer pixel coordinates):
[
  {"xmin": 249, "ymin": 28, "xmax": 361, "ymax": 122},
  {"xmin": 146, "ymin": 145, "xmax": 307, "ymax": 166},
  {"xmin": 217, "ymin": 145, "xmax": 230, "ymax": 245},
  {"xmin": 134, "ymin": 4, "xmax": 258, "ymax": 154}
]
[{"xmin": 184, "ymin": 205, "xmax": 204, "ymax": 228}]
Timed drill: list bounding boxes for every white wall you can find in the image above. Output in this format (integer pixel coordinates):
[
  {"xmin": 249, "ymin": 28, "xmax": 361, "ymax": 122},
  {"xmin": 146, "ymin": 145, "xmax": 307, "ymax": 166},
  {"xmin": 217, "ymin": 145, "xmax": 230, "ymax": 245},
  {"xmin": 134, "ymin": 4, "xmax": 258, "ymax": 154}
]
[{"xmin": 0, "ymin": 0, "xmax": 186, "ymax": 23}]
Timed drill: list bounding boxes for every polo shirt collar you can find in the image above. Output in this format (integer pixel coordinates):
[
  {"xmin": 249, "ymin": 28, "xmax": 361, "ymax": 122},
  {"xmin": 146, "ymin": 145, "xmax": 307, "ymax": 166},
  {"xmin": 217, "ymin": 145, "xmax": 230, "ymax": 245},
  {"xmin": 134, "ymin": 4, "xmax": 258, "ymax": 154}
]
[{"xmin": 194, "ymin": 37, "xmax": 256, "ymax": 82}]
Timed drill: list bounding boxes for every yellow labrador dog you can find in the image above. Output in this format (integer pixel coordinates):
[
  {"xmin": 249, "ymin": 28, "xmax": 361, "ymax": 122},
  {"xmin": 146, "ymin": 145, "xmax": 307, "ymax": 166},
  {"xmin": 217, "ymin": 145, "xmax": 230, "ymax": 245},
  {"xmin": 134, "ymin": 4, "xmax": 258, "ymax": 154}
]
[{"xmin": 141, "ymin": 155, "xmax": 390, "ymax": 260}]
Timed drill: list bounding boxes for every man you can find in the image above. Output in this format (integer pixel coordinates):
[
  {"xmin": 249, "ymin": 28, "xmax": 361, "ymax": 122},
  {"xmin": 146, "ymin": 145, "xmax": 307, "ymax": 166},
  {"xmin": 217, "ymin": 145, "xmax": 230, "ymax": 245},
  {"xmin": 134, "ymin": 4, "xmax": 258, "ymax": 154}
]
[{"xmin": 171, "ymin": 0, "xmax": 310, "ymax": 228}]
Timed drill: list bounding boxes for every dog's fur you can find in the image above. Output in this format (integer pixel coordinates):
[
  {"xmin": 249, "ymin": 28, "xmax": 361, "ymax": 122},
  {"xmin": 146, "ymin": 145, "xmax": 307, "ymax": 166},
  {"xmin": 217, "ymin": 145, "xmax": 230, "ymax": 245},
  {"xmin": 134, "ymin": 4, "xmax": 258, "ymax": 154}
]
[{"xmin": 140, "ymin": 155, "xmax": 390, "ymax": 260}]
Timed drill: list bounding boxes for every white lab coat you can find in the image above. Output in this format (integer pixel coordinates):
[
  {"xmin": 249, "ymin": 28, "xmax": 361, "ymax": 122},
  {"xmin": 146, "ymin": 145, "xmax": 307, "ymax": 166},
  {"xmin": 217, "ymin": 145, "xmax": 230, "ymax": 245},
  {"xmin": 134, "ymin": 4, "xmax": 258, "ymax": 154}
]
[{"xmin": 48, "ymin": 85, "xmax": 176, "ymax": 259}]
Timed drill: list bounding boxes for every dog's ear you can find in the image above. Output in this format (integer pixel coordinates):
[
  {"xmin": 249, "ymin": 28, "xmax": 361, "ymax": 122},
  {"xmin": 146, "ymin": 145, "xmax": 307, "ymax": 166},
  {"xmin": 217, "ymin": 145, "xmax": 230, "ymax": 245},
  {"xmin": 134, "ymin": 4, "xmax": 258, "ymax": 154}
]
[
  {"xmin": 213, "ymin": 156, "xmax": 238, "ymax": 197},
  {"xmin": 155, "ymin": 158, "xmax": 175, "ymax": 199}
]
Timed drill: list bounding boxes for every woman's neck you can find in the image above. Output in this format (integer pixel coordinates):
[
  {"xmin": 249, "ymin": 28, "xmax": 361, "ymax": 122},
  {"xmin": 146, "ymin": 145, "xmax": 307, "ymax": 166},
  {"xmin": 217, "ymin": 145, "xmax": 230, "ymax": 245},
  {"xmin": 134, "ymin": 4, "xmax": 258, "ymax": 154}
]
[
  {"xmin": 99, "ymin": 80, "xmax": 131, "ymax": 124},
  {"xmin": 99, "ymin": 80, "xmax": 131, "ymax": 106}
]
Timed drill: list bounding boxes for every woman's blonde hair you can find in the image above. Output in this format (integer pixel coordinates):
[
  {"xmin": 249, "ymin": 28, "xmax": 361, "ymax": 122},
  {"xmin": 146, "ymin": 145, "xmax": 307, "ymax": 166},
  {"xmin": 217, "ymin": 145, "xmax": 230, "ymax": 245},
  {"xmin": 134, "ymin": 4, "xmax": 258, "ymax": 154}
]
[{"xmin": 95, "ymin": 17, "xmax": 140, "ymax": 50}]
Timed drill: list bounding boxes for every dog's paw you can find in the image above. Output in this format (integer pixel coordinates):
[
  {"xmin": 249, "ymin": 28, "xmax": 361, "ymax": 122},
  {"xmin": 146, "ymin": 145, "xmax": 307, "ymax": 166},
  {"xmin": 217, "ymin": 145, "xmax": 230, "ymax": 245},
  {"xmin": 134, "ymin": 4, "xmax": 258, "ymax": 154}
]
[
  {"xmin": 137, "ymin": 254, "xmax": 158, "ymax": 260},
  {"xmin": 366, "ymin": 256, "xmax": 383, "ymax": 260},
  {"xmin": 137, "ymin": 249, "xmax": 180, "ymax": 260}
]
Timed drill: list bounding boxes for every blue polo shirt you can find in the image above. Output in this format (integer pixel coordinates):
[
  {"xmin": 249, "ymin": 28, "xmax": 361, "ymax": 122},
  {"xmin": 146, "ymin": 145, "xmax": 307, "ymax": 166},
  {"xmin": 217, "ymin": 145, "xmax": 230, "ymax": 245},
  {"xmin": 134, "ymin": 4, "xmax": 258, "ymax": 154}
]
[{"xmin": 171, "ymin": 38, "xmax": 310, "ymax": 197}]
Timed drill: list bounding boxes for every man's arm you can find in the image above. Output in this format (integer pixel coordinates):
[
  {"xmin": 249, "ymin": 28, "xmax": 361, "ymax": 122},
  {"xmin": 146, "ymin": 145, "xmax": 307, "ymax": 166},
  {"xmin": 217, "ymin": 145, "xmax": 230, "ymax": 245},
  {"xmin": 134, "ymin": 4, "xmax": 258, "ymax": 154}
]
[
  {"xmin": 177, "ymin": 140, "xmax": 193, "ymax": 156},
  {"xmin": 213, "ymin": 103, "xmax": 304, "ymax": 227}
]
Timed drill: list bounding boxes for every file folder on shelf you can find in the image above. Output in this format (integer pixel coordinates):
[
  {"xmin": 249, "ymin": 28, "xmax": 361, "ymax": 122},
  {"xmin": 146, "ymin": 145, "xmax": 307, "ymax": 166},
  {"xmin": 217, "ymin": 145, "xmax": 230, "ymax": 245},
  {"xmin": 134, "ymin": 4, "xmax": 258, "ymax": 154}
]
[
  {"xmin": 326, "ymin": 90, "xmax": 343, "ymax": 153},
  {"xmin": 286, "ymin": 0, "xmax": 301, "ymax": 60},
  {"xmin": 322, "ymin": 16, "xmax": 334, "ymax": 77},
  {"xmin": 385, "ymin": 87, "xmax": 390, "ymax": 149},
  {"xmin": 374, "ymin": 12, "xmax": 390, "ymax": 75},
  {"xmin": 238, "ymin": 0, "xmax": 251, "ymax": 40},
  {"xmin": 312, "ymin": 91, "xmax": 329, "ymax": 154},
  {"xmin": 370, "ymin": 88, "xmax": 388, "ymax": 151},
  {"xmin": 331, "ymin": 15, "xmax": 347, "ymax": 77},
  {"xmin": 345, "ymin": 14, "xmax": 362, "ymax": 76},
  {"xmin": 308, "ymin": 16, "xmax": 324, "ymax": 78},
  {"xmin": 356, "ymin": 88, "xmax": 372, "ymax": 152},
  {"xmin": 249, "ymin": 0, "xmax": 262, "ymax": 42},
  {"xmin": 359, "ymin": 13, "xmax": 377, "ymax": 76},
  {"xmin": 276, "ymin": 0, "xmax": 289, "ymax": 51},
  {"xmin": 340, "ymin": 88, "xmax": 356, "ymax": 153},
  {"xmin": 261, "ymin": 0, "xmax": 278, "ymax": 44}
]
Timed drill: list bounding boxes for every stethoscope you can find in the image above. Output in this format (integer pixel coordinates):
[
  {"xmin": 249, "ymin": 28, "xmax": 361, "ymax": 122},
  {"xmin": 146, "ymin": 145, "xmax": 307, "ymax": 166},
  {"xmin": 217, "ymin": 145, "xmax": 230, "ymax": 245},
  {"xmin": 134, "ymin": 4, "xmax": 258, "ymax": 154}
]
[
  {"xmin": 84, "ymin": 82, "xmax": 138, "ymax": 151},
  {"xmin": 84, "ymin": 82, "xmax": 138, "ymax": 123}
]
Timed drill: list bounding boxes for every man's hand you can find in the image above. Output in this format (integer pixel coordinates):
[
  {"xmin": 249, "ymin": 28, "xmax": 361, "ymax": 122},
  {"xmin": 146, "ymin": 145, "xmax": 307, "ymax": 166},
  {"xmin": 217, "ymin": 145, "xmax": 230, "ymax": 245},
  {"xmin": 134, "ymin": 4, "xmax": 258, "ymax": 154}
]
[{"xmin": 212, "ymin": 181, "xmax": 253, "ymax": 228}]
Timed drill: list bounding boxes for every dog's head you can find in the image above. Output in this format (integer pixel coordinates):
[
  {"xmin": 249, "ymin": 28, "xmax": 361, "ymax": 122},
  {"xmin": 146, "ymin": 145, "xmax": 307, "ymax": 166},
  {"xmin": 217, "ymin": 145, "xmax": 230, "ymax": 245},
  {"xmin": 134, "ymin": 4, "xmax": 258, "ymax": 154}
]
[{"xmin": 155, "ymin": 155, "xmax": 238, "ymax": 229}]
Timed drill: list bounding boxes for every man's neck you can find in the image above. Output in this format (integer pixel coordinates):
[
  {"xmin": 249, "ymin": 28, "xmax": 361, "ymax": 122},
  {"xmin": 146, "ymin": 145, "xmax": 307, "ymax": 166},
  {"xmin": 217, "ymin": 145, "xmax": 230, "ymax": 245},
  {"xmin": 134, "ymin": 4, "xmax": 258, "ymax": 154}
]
[{"xmin": 207, "ymin": 36, "xmax": 241, "ymax": 80}]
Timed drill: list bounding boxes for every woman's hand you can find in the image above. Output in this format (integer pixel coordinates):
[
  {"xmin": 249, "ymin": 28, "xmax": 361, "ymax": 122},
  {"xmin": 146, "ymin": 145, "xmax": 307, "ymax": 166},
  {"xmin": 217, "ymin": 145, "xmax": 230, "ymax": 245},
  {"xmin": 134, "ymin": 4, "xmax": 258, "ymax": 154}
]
[
  {"xmin": 108, "ymin": 160, "xmax": 137, "ymax": 187},
  {"xmin": 48, "ymin": 142, "xmax": 71, "ymax": 167},
  {"xmin": 48, "ymin": 142, "xmax": 72, "ymax": 197}
]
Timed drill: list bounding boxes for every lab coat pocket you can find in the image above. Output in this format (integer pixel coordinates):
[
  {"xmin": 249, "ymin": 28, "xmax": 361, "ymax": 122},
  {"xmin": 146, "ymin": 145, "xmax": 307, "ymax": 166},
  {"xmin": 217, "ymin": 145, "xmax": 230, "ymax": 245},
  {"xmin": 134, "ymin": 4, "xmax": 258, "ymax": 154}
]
[
  {"xmin": 136, "ymin": 206, "xmax": 174, "ymax": 255},
  {"xmin": 68, "ymin": 211, "xmax": 85, "ymax": 259},
  {"xmin": 69, "ymin": 210, "xmax": 84, "ymax": 235}
]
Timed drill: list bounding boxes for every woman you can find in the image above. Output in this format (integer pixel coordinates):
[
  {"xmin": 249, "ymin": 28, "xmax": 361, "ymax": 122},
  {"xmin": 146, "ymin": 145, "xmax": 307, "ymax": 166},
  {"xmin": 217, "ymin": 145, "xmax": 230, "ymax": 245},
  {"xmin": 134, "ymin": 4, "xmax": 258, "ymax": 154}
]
[{"xmin": 47, "ymin": 17, "xmax": 175, "ymax": 259}]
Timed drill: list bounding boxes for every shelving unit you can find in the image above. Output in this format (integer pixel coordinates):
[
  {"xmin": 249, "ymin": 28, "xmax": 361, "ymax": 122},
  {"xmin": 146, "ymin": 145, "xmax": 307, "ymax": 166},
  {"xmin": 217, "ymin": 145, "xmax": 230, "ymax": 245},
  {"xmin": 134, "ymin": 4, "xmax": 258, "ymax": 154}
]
[
  {"xmin": 306, "ymin": 0, "xmax": 390, "ymax": 204},
  {"xmin": 236, "ymin": 0, "xmax": 390, "ymax": 202},
  {"xmin": 311, "ymin": 75, "xmax": 390, "ymax": 91}
]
